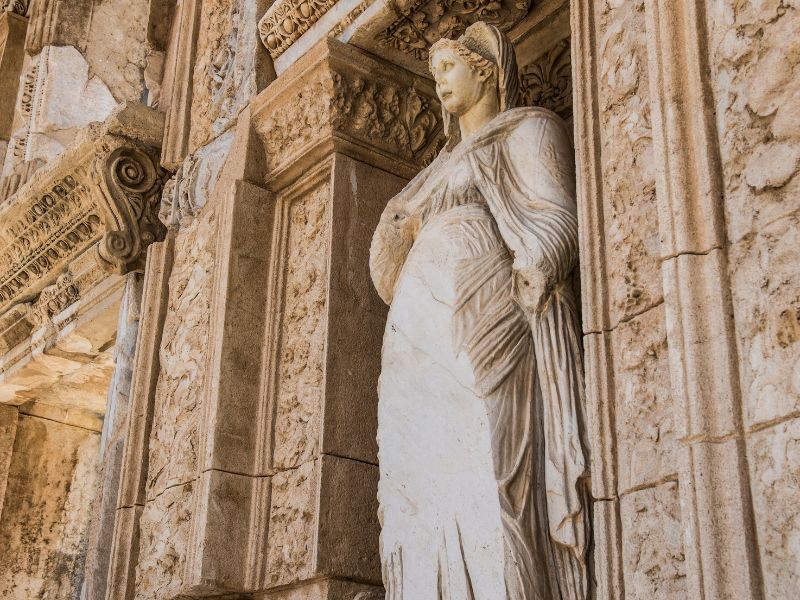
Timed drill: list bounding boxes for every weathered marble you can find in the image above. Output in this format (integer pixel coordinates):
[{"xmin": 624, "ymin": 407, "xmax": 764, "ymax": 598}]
[{"xmin": 371, "ymin": 22, "xmax": 590, "ymax": 600}]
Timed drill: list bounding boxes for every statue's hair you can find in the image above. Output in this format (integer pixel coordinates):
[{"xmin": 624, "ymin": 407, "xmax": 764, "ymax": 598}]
[
  {"xmin": 428, "ymin": 38, "xmax": 497, "ymax": 84},
  {"xmin": 428, "ymin": 22, "xmax": 520, "ymax": 148}
]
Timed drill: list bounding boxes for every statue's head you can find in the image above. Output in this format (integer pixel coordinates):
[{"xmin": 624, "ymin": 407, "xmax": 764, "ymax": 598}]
[{"xmin": 429, "ymin": 22, "xmax": 520, "ymax": 144}]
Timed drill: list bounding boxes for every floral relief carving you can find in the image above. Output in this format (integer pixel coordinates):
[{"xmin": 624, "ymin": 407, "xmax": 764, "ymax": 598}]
[
  {"xmin": 332, "ymin": 74, "xmax": 441, "ymax": 159},
  {"xmin": 258, "ymin": 0, "xmax": 338, "ymax": 58},
  {"xmin": 377, "ymin": 0, "xmax": 532, "ymax": 60},
  {"xmin": 259, "ymin": 68, "xmax": 441, "ymax": 172},
  {"xmin": 519, "ymin": 39, "xmax": 572, "ymax": 120}
]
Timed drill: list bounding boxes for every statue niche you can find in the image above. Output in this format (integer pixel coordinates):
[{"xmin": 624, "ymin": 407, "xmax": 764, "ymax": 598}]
[{"xmin": 369, "ymin": 22, "xmax": 591, "ymax": 600}]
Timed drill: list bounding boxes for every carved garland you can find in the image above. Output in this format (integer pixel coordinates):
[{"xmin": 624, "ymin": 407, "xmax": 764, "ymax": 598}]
[
  {"xmin": 259, "ymin": 0, "xmax": 338, "ymax": 59},
  {"xmin": 93, "ymin": 146, "xmax": 167, "ymax": 274}
]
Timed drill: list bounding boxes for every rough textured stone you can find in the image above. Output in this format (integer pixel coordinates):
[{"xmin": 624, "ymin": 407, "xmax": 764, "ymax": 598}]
[
  {"xmin": 748, "ymin": 418, "xmax": 800, "ymax": 599},
  {"xmin": 267, "ymin": 459, "xmax": 318, "ymax": 587},
  {"xmin": 0, "ymin": 416, "xmax": 100, "ymax": 600},
  {"xmin": 273, "ymin": 183, "xmax": 329, "ymax": 471},
  {"xmin": 596, "ymin": 0, "xmax": 661, "ymax": 327},
  {"xmin": 189, "ymin": 0, "xmax": 269, "ymax": 153},
  {"xmin": 146, "ymin": 206, "xmax": 217, "ymax": 497},
  {"xmin": 612, "ymin": 304, "xmax": 676, "ymax": 492},
  {"xmin": 730, "ymin": 211, "xmax": 800, "ymax": 429},
  {"xmin": 620, "ymin": 482, "xmax": 686, "ymax": 599},
  {"xmin": 134, "ymin": 480, "xmax": 196, "ymax": 600},
  {"xmin": 707, "ymin": 2, "xmax": 800, "ymax": 242}
]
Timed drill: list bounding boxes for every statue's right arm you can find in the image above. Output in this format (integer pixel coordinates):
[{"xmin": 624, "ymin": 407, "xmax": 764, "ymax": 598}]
[{"xmin": 369, "ymin": 193, "xmax": 421, "ymax": 305}]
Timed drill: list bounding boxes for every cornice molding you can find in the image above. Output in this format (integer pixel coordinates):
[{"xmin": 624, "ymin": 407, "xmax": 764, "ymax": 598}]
[{"xmin": 0, "ymin": 105, "xmax": 166, "ymax": 329}]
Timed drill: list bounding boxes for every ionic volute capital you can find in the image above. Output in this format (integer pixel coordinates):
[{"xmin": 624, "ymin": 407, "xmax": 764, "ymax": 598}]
[{"xmin": 93, "ymin": 146, "xmax": 168, "ymax": 274}]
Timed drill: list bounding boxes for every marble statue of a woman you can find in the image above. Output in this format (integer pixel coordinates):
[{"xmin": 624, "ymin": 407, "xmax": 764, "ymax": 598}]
[{"xmin": 369, "ymin": 22, "xmax": 591, "ymax": 600}]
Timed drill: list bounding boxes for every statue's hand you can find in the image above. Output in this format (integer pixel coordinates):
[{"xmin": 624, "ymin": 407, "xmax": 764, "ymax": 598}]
[{"xmin": 513, "ymin": 262, "xmax": 555, "ymax": 316}]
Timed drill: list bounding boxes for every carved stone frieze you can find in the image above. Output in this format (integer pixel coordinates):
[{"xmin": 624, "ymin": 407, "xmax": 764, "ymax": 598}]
[
  {"xmin": 252, "ymin": 39, "xmax": 442, "ymax": 185},
  {"xmin": 519, "ymin": 38, "xmax": 572, "ymax": 119},
  {"xmin": 259, "ymin": 0, "xmax": 338, "ymax": 59},
  {"xmin": 0, "ymin": 104, "xmax": 166, "ymax": 324},
  {"xmin": 377, "ymin": 0, "xmax": 531, "ymax": 60},
  {"xmin": 30, "ymin": 272, "xmax": 79, "ymax": 325}
]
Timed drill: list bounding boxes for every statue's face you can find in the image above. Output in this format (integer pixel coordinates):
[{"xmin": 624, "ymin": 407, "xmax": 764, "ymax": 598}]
[{"xmin": 430, "ymin": 47, "xmax": 488, "ymax": 116}]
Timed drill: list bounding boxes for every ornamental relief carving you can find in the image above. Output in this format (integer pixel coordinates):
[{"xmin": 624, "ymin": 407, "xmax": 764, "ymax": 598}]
[
  {"xmin": 377, "ymin": 0, "xmax": 532, "ymax": 61},
  {"xmin": 259, "ymin": 0, "xmax": 338, "ymax": 58},
  {"xmin": 331, "ymin": 73, "xmax": 441, "ymax": 160},
  {"xmin": 93, "ymin": 146, "xmax": 167, "ymax": 274},
  {"xmin": 0, "ymin": 136, "xmax": 167, "ymax": 319},
  {"xmin": 519, "ymin": 38, "xmax": 572, "ymax": 120},
  {"xmin": 256, "ymin": 61, "xmax": 442, "ymax": 175}
]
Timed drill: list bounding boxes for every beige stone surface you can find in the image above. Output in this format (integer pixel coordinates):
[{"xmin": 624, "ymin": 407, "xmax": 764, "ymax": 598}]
[
  {"xmin": 612, "ymin": 304, "xmax": 676, "ymax": 493},
  {"xmin": 619, "ymin": 482, "xmax": 686, "ymax": 599},
  {"xmin": 707, "ymin": 2, "xmax": 800, "ymax": 242},
  {"xmin": 730, "ymin": 211, "xmax": 800, "ymax": 429},
  {"xmin": 134, "ymin": 480, "xmax": 196, "ymax": 599},
  {"xmin": 0, "ymin": 415, "xmax": 100, "ymax": 600},
  {"xmin": 273, "ymin": 182, "xmax": 330, "ymax": 471},
  {"xmin": 189, "ymin": 0, "xmax": 270, "ymax": 153},
  {"xmin": 596, "ymin": 0, "xmax": 661, "ymax": 328},
  {"xmin": 266, "ymin": 459, "xmax": 318, "ymax": 587},
  {"xmin": 748, "ymin": 418, "xmax": 800, "ymax": 599},
  {"xmin": 145, "ymin": 207, "xmax": 217, "ymax": 498}
]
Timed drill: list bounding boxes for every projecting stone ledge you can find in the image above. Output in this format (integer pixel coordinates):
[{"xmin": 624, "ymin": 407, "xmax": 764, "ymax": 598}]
[{"xmin": 0, "ymin": 103, "xmax": 166, "ymax": 354}]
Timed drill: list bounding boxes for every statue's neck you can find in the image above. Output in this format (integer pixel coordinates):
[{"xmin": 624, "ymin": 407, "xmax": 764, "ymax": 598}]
[{"xmin": 459, "ymin": 92, "xmax": 500, "ymax": 139}]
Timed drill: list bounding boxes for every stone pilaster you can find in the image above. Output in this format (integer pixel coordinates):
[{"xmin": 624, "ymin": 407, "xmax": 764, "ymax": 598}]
[
  {"xmin": 644, "ymin": 1, "xmax": 766, "ymax": 598},
  {"xmin": 0, "ymin": 11, "xmax": 26, "ymax": 147}
]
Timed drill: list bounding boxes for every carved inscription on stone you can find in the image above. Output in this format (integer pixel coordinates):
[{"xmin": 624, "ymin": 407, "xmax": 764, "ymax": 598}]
[{"xmin": 376, "ymin": 0, "xmax": 532, "ymax": 60}]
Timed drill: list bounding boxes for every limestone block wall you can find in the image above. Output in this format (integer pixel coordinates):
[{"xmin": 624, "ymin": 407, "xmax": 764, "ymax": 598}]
[
  {"xmin": 574, "ymin": 0, "xmax": 800, "ymax": 599},
  {"xmin": 706, "ymin": 3, "xmax": 800, "ymax": 597},
  {"xmin": 0, "ymin": 410, "xmax": 101, "ymax": 599}
]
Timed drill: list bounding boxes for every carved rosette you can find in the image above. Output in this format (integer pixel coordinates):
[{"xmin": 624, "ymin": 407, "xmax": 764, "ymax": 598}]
[
  {"xmin": 259, "ymin": 0, "xmax": 338, "ymax": 58},
  {"xmin": 377, "ymin": 0, "xmax": 532, "ymax": 60},
  {"xmin": 93, "ymin": 146, "xmax": 167, "ymax": 274}
]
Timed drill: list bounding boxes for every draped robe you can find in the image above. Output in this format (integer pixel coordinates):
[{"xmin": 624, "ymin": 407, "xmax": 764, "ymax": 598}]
[{"xmin": 370, "ymin": 107, "xmax": 590, "ymax": 600}]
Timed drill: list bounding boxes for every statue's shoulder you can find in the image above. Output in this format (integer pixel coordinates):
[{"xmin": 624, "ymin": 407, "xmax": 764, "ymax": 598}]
[{"xmin": 501, "ymin": 106, "xmax": 571, "ymax": 141}]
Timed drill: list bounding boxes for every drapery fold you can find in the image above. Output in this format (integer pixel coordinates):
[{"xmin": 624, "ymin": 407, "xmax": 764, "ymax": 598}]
[{"xmin": 370, "ymin": 107, "xmax": 590, "ymax": 599}]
